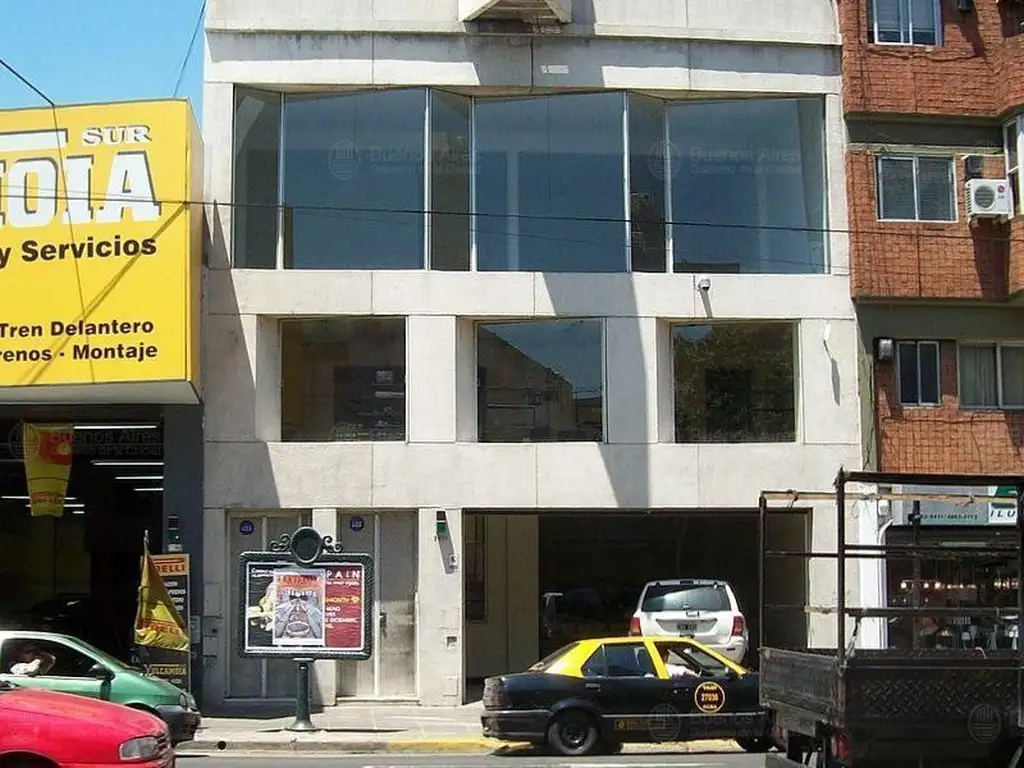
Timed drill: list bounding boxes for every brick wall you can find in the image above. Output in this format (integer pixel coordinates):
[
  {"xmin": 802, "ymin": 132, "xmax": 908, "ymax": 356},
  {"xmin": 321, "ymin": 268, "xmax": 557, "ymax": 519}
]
[
  {"xmin": 841, "ymin": 0, "xmax": 1005, "ymax": 118},
  {"xmin": 848, "ymin": 151, "xmax": 1010, "ymax": 299},
  {"xmin": 876, "ymin": 340, "xmax": 1024, "ymax": 472}
]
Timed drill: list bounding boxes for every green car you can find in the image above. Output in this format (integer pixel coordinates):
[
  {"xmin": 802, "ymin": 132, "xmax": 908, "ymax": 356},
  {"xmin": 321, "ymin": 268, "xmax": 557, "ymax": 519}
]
[{"xmin": 0, "ymin": 630, "xmax": 200, "ymax": 745}]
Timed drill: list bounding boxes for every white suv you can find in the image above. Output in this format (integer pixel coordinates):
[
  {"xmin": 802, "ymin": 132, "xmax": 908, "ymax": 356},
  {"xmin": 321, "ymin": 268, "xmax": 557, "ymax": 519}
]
[{"xmin": 629, "ymin": 579, "xmax": 748, "ymax": 663}]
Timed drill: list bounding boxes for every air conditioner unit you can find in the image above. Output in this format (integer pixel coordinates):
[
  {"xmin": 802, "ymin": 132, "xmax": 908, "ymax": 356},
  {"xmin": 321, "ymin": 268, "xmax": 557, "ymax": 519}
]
[{"xmin": 966, "ymin": 178, "xmax": 1013, "ymax": 219}]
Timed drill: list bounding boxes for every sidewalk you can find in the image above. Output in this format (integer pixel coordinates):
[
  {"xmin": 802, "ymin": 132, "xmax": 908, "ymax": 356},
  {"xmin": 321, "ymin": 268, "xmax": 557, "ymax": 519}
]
[{"xmin": 177, "ymin": 702, "xmax": 742, "ymax": 755}]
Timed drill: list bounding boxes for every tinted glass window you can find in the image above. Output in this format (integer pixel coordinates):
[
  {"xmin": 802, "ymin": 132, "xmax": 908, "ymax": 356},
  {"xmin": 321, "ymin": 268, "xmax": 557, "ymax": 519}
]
[
  {"xmin": 605, "ymin": 644, "xmax": 657, "ymax": 677},
  {"xmin": 477, "ymin": 320, "xmax": 603, "ymax": 442},
  {"xmin": 628, "ymin": 94, "xmax": 667, "ymax": 272},
  {"xmin": 680, "ymin": 644, "xmax": 730, "ymax": 676},
  {"xmin": 282, "ymin": 89, "xmax": 425, "ymax": 269},
  {"xmin": 430, "ymin": 91, "xmax": 471, "ymax": 270},
  {"xmin": 581, "ymin": 645, "xmax": 606, "ymax": 677},
  {"xmin": 642, "ymin": 584, "xmax": 731, "ymax": 612},
  {"xmin": 669, "ymin": 98, "xmax": 826, "ymax": 275},
  {"xmin": 233, "ymin": 88, "xmax": 281, "ymax": 268},
  {"xmin": 475, "ymin": 92, "xmax": 626, "ymax": 272}
]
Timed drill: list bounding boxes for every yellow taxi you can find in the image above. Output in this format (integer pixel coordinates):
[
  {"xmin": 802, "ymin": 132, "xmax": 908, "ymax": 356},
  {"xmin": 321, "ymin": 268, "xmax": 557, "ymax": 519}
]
[{"xmin": 481, "ymin": 635, "xmax": 774, "ymax": 757}]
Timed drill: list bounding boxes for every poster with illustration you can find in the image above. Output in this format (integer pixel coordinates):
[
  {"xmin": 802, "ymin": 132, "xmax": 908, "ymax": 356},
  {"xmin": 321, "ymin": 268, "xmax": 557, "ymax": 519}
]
[{"xmin": 270, "ymin": 569, "xmax": 326, "ymax": 647}]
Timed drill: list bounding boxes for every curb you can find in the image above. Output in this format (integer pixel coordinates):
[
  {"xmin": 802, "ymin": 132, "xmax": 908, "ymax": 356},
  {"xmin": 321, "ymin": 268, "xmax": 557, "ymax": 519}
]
[{"xmin": 177, "ymin": 737, "xmax": 742, "ymax": 756}]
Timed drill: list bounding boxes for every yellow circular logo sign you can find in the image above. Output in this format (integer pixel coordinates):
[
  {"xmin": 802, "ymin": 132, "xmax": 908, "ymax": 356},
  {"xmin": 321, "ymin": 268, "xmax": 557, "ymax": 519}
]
[{"xmin": 694, "ymin": 681, "xmax": 726, "ymax": 714}]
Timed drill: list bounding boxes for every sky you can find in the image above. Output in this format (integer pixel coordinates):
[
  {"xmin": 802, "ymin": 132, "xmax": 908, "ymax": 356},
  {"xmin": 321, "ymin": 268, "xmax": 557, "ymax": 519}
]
[{"xmin": 0, "ymin": 1, "xmax": 205, "ymax": 124}]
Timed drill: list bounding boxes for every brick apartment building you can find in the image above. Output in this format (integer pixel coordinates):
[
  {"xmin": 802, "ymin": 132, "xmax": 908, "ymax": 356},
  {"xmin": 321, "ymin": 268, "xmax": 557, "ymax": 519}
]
[{"xmin": 845, "ymin": 0, "xmax": 1024, "ymax": 474}]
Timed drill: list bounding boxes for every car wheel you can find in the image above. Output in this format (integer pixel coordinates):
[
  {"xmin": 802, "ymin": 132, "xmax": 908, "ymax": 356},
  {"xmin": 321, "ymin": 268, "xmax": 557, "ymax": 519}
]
[
  {"xmin": 736, "ymin": 737, "xmax": 773, "ymax": 753},
  {"xmin": 547, "ymin": 710, "xmax": 600, "ymax": 757}
]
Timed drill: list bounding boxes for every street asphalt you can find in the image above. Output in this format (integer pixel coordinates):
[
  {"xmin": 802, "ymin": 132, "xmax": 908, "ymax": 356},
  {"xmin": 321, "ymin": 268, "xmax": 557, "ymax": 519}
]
[{"xmin": 177, "ymin": 754, "xmax": 763, "ymax": 768}]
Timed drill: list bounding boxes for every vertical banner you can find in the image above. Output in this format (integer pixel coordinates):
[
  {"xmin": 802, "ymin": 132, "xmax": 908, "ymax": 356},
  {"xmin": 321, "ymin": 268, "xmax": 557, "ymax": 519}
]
[
  {"xmin": 144, "ymin": 554, "xmax": 192, "ymax": 691},
  {"xmin": 22, "ymin": 423, "xmax": 74, "ymax": 517}
]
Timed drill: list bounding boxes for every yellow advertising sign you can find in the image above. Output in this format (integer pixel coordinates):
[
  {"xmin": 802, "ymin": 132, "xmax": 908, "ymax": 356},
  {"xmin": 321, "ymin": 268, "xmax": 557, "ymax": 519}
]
[
  {"xmin": 0, "ymin": 99, "xmax": 202, "ymax": 399},
  {"xmin": 22, "ymin": 423, "xmax": 74, "ymax": 517}
]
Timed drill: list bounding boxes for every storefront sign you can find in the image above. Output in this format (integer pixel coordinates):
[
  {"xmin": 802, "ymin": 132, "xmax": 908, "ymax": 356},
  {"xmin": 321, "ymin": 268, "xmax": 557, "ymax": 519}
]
[
  {"xmin": 144, "ymin": 553, "xmax": 192, "ymax": 691},
  {"xmin": 0, "ymin": 100, "xmax": 201, "ymax": 399},
  {"xmin": 988, "ymin": 486, "xmax": 1017, "ymax": 526},
  {"xmin": 238, "ymin": 552, "xmax": 374, "ymax": 660}
]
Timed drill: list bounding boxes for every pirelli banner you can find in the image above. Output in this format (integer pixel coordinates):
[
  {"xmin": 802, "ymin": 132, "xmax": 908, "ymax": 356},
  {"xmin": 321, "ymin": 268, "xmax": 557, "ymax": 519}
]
[{"xmin": 0, "ymin": 100, "xmax": 202, "ymax": 402}]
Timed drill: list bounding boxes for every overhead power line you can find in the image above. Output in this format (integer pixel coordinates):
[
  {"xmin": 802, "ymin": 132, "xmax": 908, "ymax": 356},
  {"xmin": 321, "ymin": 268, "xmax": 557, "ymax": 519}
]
[{"xmin": 171, "ymin": 0, "xmax": 207, "ymax": 98}]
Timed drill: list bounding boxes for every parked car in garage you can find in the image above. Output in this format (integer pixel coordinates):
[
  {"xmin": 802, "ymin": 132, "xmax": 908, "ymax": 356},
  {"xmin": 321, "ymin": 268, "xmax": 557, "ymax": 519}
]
[
  {"xmin": 481, "ymin": 634, "xmax": 774, "ymax": 756},
  {"xmin": 629, "ymin": 579, "xmax": 748, "ymax": 663},
  {"xmin": 0, "ymin": 678, "xmax": 173, "ymax": 767},
  {"xmin": 0, "ymin": 630, "xmax": 200, "ymax": 746}
]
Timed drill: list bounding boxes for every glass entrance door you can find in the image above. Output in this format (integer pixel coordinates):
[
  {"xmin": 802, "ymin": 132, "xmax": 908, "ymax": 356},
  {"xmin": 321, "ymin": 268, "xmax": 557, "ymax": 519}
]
[
  {"xmin": 337, "ymin": 511, "xmax": 418, "ymax": 699},
  {"xmin": 227, "ymin": 511, "xmax": 309, "ymax": 699}
]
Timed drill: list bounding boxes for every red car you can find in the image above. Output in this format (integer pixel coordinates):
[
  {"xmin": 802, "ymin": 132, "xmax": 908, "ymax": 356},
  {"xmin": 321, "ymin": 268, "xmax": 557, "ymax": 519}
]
[{"xmin": 0, "ymin": 680, "xmax": 173, "ymax": 767}]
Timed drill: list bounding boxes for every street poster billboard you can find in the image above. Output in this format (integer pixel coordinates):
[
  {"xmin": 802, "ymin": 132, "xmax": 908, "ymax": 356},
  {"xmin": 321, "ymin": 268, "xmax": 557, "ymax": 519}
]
[
  {"xmin": 142, "ymin": 553, "xmax": 192, "ymax": 691},
  {"xmin": 237, "ymin": 552, "xmax": 374, "ymax": 660}
]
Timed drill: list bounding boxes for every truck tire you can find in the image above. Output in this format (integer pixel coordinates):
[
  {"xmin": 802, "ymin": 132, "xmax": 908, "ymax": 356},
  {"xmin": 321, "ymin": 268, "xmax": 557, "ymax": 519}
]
[{"xmin": 546, "ymin": 710, "xmax": 600, "ymax": 757}]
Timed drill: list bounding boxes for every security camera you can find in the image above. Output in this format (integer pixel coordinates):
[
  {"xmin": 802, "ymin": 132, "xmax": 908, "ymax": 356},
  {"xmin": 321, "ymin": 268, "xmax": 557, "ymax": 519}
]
[{"xmin": 697, "ymin": 276, "xmax": 711, "ymax": 291}]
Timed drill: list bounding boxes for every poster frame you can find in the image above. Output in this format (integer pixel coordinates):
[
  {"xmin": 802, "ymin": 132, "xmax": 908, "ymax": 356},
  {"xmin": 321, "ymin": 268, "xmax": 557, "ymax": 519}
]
[{"xmin": 236, "ymin": 551, "xmax": 374, "ymax": 661}]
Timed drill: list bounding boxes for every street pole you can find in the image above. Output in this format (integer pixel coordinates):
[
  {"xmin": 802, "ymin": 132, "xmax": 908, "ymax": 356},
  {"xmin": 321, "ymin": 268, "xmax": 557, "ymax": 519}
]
[{"xmin": 287, "ymin": 658, "xmax": 317, "ymax": 732}]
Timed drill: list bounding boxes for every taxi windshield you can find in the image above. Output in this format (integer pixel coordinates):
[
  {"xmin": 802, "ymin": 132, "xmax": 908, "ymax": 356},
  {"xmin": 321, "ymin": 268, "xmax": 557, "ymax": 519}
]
[{"xmin": 529, "ymin": 642, "xmax": 580, "ymax": 672}]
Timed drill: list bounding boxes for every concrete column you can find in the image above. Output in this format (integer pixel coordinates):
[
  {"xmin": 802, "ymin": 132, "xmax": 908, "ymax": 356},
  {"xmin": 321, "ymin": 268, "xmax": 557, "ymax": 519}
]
[
  {"xmin": 203, "ymin": 79, "xmax": 235, "ymax": 270},
  {"xmin": 455, "ymin": 319, "xmax": 477, "ymax": 441},
  {"xmin": 417, "ymin": 507, "xmax": 462, "ymax": 705},
  {"xmin": 605, "ymin": 316, "xmax": 659, "ymax": 443},
  {"xmin": 200, "ymin": 506, "xmax": 227, "ymax": 709},
  {"xmin": 163, "ymin": 404, "xmax": 205, "ymax": 698},
  {"xmin": 407, "ymin": 316, "xmax": 457, "ymax": 443},
  {"xmin": 311, "ymin": 508, "xmax": 338, "ymax": 707},
  {"xmin": 254, "ymin": 316, "xmax": 282, "ymax": 442}
]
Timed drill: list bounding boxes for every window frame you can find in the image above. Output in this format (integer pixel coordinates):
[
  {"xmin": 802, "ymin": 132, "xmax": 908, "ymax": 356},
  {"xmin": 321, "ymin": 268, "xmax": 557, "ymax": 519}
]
[
  {"xmin": 870, "ymin": 0, "xmax": 943, "ymax": 46},
  {"xmin": 895, "ymin": 340, "xmax": 941, "ymax": 407},
  {"xmin": 876, "ymin": 154, "xmax": 957, "ymax": 223},
  {"xmin": 957, "ymin": 341, "xmax": 1024, "ymax": 411},
  {"xmin": 1003, "ymin": 117, "xmax": 1022, "ymax": 215}
]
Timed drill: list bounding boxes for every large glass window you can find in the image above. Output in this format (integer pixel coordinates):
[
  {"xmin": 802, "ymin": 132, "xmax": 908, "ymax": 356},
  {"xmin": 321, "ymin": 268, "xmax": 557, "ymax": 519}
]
[
  {"xmin": 283, "ymin": 90, "xmax": 426, "ymax": 269},
  {"xmin": 476, "ymin": 319, "xmax": 604, "ymax": 442},
  {"xmin": 669, "ymin": 98, "xmax": 826, "ymax": 275},
  {"xmin": 959, "ymin": 343, "xmax": 1024, "ymax": 409},
  {"xmin": 474, "ymin": 93, "xmax": 626, "ymax": 272},
  {"xmin": 430, "ymin": 91, "xmax": 471, "ymax": 271},
  {"xmin": 673, "ymin": 323, "xmax": 797, "ymax": 443},
  {"xmin": 281, "ymin": 318, "xmax": 407, "ymax": 441},
  {"xmin": 629, "ymin": 95, "xmax": 668, "ymax": 272},
  {"xmin": 233, "ymin": 89, "xmax": 281, "ymax": 269}
]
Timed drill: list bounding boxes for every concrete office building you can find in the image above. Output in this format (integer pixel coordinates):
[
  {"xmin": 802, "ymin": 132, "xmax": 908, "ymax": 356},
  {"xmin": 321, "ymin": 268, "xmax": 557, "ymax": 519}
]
[{"xmin": 199, "ymin": 0, "xmax": 860, "ymax": 708}]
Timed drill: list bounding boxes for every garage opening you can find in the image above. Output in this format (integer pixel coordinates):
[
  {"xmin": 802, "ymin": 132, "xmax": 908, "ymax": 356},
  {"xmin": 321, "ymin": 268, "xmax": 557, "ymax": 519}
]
[
  {"xmin": 463, "ymin": 509, "xmax": 808, "ymax": 699},
  {"xmin": 0, "ymin": 410, "xmax": 164, "ymax": 663}
]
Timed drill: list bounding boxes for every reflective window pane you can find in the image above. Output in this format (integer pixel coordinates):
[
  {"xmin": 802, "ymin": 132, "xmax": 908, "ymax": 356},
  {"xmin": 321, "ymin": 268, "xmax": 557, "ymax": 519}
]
[
  {"xmin": 673, "ymin": 323, "xmax": 796, "ymax": 443},
  {"xmin": 628, "ymin": 95, "xmax": 668, "ymax": 272},
  {"xmin": 916, "ymin": 157, "xmax": 955, "ymax": 222},
  {"xmin": 283, "ymin": 90, "xmax": 425, "ymax": 269},
  {"xmin": 430, "ymin": 91, "xmax": 471, "ymax": 271},
  {"xmin": 475, "ymin": 94, "xmax": 626, "ymax": 273},
  {"xmin": 281, "ymin": 318, "xmax": 407, "ymax": 441},
  {"xmin": 878, "ymin": 158, "xmax": 917, "ymax": 220},
  {"xmin": 669, "ymin": 98, "xmax": 826, "ymax": 275},
  {"xmin": 477, "ymin": 320, "xmax": 603, "ymax": 442},
  {"xmin": 1001, "ymin": 347, "xmax": 1024, "ymax": 408},
  {"xmin": 233, "ymin": 88, "xmax": 281, "ymax": 269}
]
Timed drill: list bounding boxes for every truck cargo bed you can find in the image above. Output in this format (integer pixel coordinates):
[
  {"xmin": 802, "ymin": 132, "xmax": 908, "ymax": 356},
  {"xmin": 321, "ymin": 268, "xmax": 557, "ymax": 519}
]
[{"xmin": 761, "ymin": 647, "xmax": 1020, "ymax": 730}]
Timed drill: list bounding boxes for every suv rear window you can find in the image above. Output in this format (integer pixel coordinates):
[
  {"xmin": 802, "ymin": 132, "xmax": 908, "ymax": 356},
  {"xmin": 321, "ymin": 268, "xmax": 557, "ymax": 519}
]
[{"xmin": 642, "ymin": 583, "xmax": 730, "ymax": 612}]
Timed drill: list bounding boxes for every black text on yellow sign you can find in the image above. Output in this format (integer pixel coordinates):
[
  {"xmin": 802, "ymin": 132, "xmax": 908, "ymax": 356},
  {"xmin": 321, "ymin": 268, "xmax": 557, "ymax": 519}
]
[{"xmin": 694, "ymin": 681, "xmax": 725, "ymax": 714}]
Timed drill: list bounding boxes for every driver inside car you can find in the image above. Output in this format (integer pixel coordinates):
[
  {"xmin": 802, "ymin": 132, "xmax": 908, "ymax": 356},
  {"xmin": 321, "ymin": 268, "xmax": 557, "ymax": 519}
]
[
  {"xmin": 9, "ymin": 642, "xmax": 56, "ymax": 677},
  {"xmin": 659, "ymin": 646, "xmax": 700, "ymax": 678}
]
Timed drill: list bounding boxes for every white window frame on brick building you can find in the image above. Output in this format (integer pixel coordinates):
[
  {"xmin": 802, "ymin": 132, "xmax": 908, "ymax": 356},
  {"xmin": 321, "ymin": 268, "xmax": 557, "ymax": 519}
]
[
  {"xmin": 957, "ymin": 342, "xmax": 1024, "ymax": 410},
  {"xmin": 870, "ymin": 0, "xmax": 942, "ymax": 46},
  {"xmin": 896, "ymin": 340, "xmax": 940, "ymax": 407},
  {"xmin": 1003, "ymin": 118, "xmax": 1022, "ymax": 214},
  {"xmin": 876, "ymin": 155, "xmax": 956, "ymax": 223}
]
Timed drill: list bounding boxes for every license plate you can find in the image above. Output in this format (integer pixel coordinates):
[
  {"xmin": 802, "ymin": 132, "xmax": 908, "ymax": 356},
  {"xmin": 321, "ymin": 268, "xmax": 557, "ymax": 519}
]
[{"xmin": 677, "ymin": 622, "xmax": 697, "ymax": 634}]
